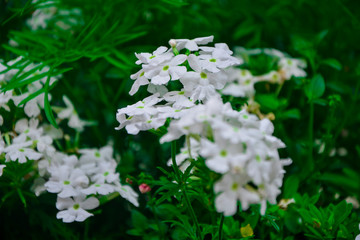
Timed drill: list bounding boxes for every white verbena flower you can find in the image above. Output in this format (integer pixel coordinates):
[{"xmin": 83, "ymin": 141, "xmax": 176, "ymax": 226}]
[
  {"xmin": 56, "ymin": 195, "xmax": 99, "ymax": 223},
  {"xmin": 214, "ymin": 172, "xmax": 260, "ymax": 216},
  {"xmin": 4, "ymin": 141, "xmax": 42, "ymax": 163},
  {"xmin": 57, "ymin": 96, "xmax": 90, "ymax": 132},
  {"xmin": 144, "ymin": 54, "xmax": 187, "ymax": 85},
  {"xmin": 174, "ymin": 36, "xmax": 214, "ymax": 51}
]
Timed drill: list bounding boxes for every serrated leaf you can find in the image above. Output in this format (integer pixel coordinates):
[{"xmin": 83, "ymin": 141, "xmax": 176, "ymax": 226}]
[{"xmin": 333, "ymin": 201, "xmax": 352, "ymax": 230}]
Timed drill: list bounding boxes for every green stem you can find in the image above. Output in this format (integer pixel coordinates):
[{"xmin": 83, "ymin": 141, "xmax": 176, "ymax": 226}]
[
  {"xmin": 171, "ymin": 141, "xmax": 202, "ymax": 240},
  {"xmin": 171, "ymin": 141, "xmax": 181, "ymax": 183},
  {"xmin": 275, "ymin": 82, "xmax": 284, "ymax": 97},
  {"xmin": 149, "ymin": 194, "xmax": 164, "ymax": 240},
  {"xmin": 218, "ymin": 214, "xmax": 224, "ymax": 240},
  {"xmin": 308, "ymin": 101, "xmax": 314, "ymax": 172}
]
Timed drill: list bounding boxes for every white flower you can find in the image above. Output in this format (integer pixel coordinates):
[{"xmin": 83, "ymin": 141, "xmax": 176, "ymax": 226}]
[
  {"xmin": 114, "ymin": 183, "xmax": 139, "ymax": 207},
  {"xmin": 0, "ymin": 91, "xmax": 12, "ymax": 112},
  {"xmin": 167, "ymin": 138, "xmax": 200, "ymax": 172},
  {"xmin": 157, "ymin": 106, "xmax": 189, "ymax": 120},
  {"xmin": 27, "ymin": 7, "xmax": 57, "ymax": 30},
  {"xmin": 91, "ymin": 160, "xmax": 119, "ymax": 184},
  {"xmin": 198, "ymin": 44, "xmax": 241, "ymax": 73},
  {"xmin": 14, "ymin": 118, "xmax": 43, "ymax": 140},
  {"xmin": 81, "ymin": 183, "xmax": 115, "ymax": 195},
  {"xmin": 32, "ymin": 178, "xmax": 47, "ymax": 196},
  {"xmin": 129, "ymin": 69, "xmax": 150, "ymax": 96},
  {"xmin": 147, "ymin": 84, "xmax": 168, "ymax": 96},
  {"xmin": 278, "ymin": 58, "xmax": 307, "ymax": 80},
  {"xmin": 163, "ymin": 90, "xmax": 194, "ymax": 108},
  {"xmin": 175, "ymin": 36, "xmax": 214, "ymax": 51},
  {"xmin": 144, "ymin": 54, "xmax": 187, "ymax": 85},
  {"xmin": 180, "ymin": 55, "xmax": 227, "ymax": 101},
  {"xmin": 4, "ymin": 141, "xmax": 42, "ymax": 163},
  {"xmin": 214, "ymin": 172, "xmax": 260, "ymax": 216},
  {"xmin": 45, "ymin": 165, "xmax": 89, "ymax": 198},
  {"xmin": 42, "ymin": 123, "xmax": 64, "ymax": 139},
  {"xmin": 200, "ymin": 134, "xmax": 249, "ymax": 174},
  {"xmin": 115, "ymin": 94, "xmax": 166, "ymax": 134},
  {"xmin": 135, "ymin": 46, "xmax": 173, "ymax": 65},
  {"xmin": 56, "ymin": 195, "xmax": 99, "ymax": 223},
  {"xmin": 57, "ymin": 96, "xmax": 89, "ymax": 132},
  {"xmin": 36, "ymin": 135, "xmax": 55, "ymax": 156},
  {"xmin": 222, "ymin": 68, "xmax": 258, "ymax": 98},
  {"xmin": 253, "ymin": 70, "xmax": 282, "ymax": 83},
  {"xmin": 78, "ymin": 146, "xmax": 114, "ymax": 175},
  {"xmin": 0, "ymin": 165, "xmax": 5, "ymax": 176},
  {"xmin": 79, "ymin": 146, "xmax": 113, "ymax": 163}
]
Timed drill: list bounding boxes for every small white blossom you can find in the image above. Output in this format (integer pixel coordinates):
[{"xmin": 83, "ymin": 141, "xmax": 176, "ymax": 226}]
[
  {"xmin": 180, "ymin": 54, "xmax": 227, "ymax": 101},
  {"xmin": 115, "ymin": 183, "xmax": 139, "ymax": 207},
  {"xmin": 278, "ymin": 58, "xmax": 307, "ymax": 80},
  {"xmin": 135, "ymin": 46, "xmax": 173, "ymax": 65},
  {"xmin": 4, "ymin": 141, "xmax": 42, "ymax": 163},
  {"xmin": 45, "ymin": 164, "xmax": 89, "ymax": 198},
  {"xmin": 144, "ymin": 54, "xmax": 187, "ymax": 85},
  {"xmin": 214, "ymin": 172, "xmax": 260, "ymax": 216},
  {"xmin": 56, "ymin": 195, "xmax": 99, "ymax": 223},
  {"xmin": 175, "ymin": 36, "xmax": 214, "ymax": 51},
  {"xmin": 57, "ymin": 96, "xmax": 89, "ymax": 132}
]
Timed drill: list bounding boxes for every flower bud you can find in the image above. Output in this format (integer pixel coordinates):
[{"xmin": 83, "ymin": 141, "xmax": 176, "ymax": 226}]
[
  {"xmin": 169, "ymin": 39, "xmax": 177, "ymax": 48},
  {"xmin": 126, "ymin": 178, "xmax": 133, "ymax": 185},
  {"xmin": 139, "ymin": 183, "xmax": 151, "ymax": 194}
]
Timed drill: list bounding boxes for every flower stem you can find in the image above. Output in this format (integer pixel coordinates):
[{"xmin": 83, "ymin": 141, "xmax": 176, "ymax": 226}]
[
  {"xmin": 171, "ymin": 141, "xmax": 202, "ymax": 240},
  {"xmin": 308, "ymin": 101, "xmax": 314, "ymax": 172},
  {"xmin": 149, "ymin": 193, "xmax": 164, "ymax": 240},
  {"xmin": 218, "ymin": 214, "xmax": 224, "ymax": 240}
]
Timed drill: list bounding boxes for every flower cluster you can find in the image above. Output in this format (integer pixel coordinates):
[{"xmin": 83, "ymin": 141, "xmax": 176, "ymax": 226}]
[
  {"xmin": 116, "ymin": 37, "xmax": 292, "ymax": 216},
  {"xmin": 222, "ymin": 47, "xmax": 307, "ymax": 99},
  {"xmin": 0, "ymin": 58, "xmax": 138, "ymax": 223},
  {"xmin": 40, "ymin": 146, "xmax": 138, "ymax": 223},
  {"xmin": 161, "ymin": 97, "xmax": 291, "ymax": 216},
  {"xmin": 116, "ymin": 36, "xmax": 241, "ymax": 135},
  {"xmin": 0, "ymin": 57, "xmax": 89, "ymax": 131},
  {"xmin": 26, "ymin": 0, "xmax": 83, "ymax": 31}
]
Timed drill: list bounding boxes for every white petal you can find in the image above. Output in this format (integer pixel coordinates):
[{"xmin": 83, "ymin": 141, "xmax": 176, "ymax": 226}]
[{"xmin": 81, "ymin": 197, "xmax": 100, "ymax": 210}]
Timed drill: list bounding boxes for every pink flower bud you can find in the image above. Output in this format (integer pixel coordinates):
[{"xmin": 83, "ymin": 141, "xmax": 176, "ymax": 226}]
[{"xmin": 139, "ymin": 183, "xmax": 151, "ymax": 194}]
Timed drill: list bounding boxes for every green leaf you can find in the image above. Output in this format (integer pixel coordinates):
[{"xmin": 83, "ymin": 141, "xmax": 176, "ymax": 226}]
[
  {"xmin": 131, "ymin": 210, "xmax": 148, "ymax": 229},
  {"xmin": 333, "ymin": 201, "xmax": 352, "ymax": 230},
  {"xmin": 312, "ymin": 98, "xmax": 328, "ymax": 106},
  {"xmin": 44, "ymin": 73, "xmax": 59, "ymax": 128},
  {"xmin": 255, "ymin": 94, "xmax": 279, "ymax": 112},
  {"xmin": 321, "ymin": 58, "xmax": 342, "ymax": 71},
  {"xmin": 281, "ymin": 108, "xmax": 301, "ymax": 120},
  {"xmin": 283, "ymin": 175, "xmax": 300, "ymax": 198},
  {"xmin": 304, "ymin": 74, "xmax": 325, "ymax": 100},
  {"xmin": 16, "ymin": 188, "xmax": 27, "ymax": 208},
  {"xmin": 126, "ymin": 229, "xmax": 144, "ymax": 236}
]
